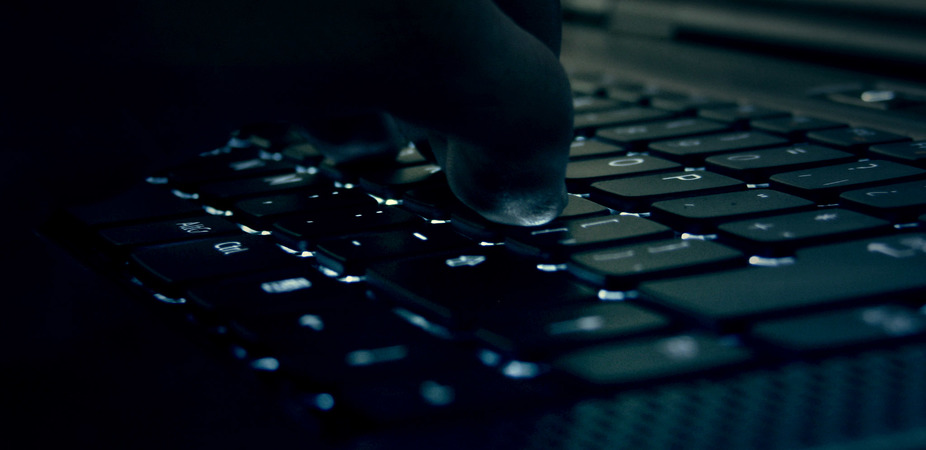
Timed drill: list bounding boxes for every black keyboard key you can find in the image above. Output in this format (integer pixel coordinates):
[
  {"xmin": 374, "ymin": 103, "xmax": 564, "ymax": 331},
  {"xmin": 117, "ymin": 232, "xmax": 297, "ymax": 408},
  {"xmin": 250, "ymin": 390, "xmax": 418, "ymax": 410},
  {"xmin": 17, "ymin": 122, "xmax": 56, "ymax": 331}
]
[
  {"xmin": 649, "ymin": 131, "xmax": 790, "ymax": 166},
  {"xmin": 559, "ymin": 195, "xmax": 613, "ymax": 219},
  {"xmin": 697, "ymin": 105, "xmax": 789, "ymax": 124},
  {"xmin": 65, "ymin": 183, "xmax": 203, "ymax": 228},
  {"xmin": 506, "ymin": 214, "xmax": 673, "ymax": 261},
  {"xmin": 165, "ymin": 155, "xmax": 296, "ymax": 190},
  {"xmin": 589, "ymin": 171, "xmax": 745, "ymax": 212},
  {"xmin": 338, "ymin": 360, "xmax": 555, "ymax": 424},
  {"xmin": 98, "ymin": 215, "xmax": 242, "ymax": 252},
  {"xmin": 596, "ymin": 118, "xmax": 729, "ymax": 148},
  {"xmin": 568, "ymin": 238, "xmax": 745, "ymax": 290},
  {"xmin": 185, "ymin": 267, "xmax": 363, "ymax": 319},
  {"xmin": 705, "ymin": 144, "xmax": 856, "ymax": 183},
  {"xmin": 750, "ymin": 304, "xmax": 926, "ymax": 355},
  {"xmin": 573, "ymin": 96, "xmax": 626, "ymax": 114},
  {"xmin": 574, "ymin": 107, "xmax": 674, "ymax": 134},
  {"xmin": 553, "ymin": 333, "xmax": 752, "ymax": 387},
  {"xmin": 651, "ymin": 189, "xmax": 815, "ymax": 233},
  {"xmin": 475, "ymin": 302, "xmax": 672, "ymax": 359},
  {"xmin": 750, "ymin": 116, "xmax": 845, "ymax": 139},
  {"xmin": 770, "ymin": 160, "xmax": 926, "ymax": 202},
  {"xmin": 869, "ymin": 140, "xmax": 926, "ymax": 168},
  {"xmin": 639, "ymin": 233, "xmax": 926, "ymax": 330},
  {"xmin": 197, "ymin": 172, "xmax": 326, "ymax": 210},
  {"xmin": 718, "ymin": 208, "xmax": 891, "ymax": 256},
  {"xmin": 401, "ymin": 182, "xmax": 459, "ymax": 221},
  {"xmin": 807, "ymin": 127, "xmax": 910, "ymax": 153},
  {"xmin": 450, "ymin": 195, "xmax": 610, "ymax": 243},
  {"xmin": 358, "ymin": 163, "xmax": 443, "ymax": 200},
  {"xmin": 232, "ymin": 307, "xmax": 457, "ymax": 386},
  {"xmin": 568, "ymin": 139, "xmax": 625, "ymax": 160},
  {"xmin": 604, "ymin": 83, "xmax": 662, "ymax": 104},
  {"xmin": 648, "ymin": 93, "xmax": 734, "ymax": 113},
  {"xmin": 234, "ymin": 188, "xmax": 377, "ymax": 230},
  {"xmin": 366, "ymin": 249, "xmax": 598, "ymax": 330},
  {"xmin": 130, "ymin": 234, "xmax": 298, "ymax": 294},
  {"xmin": 565, "ymin": 154, "xmax": 681, "ymax": 190},
  {"xmin": 315, "ymin": 226, "xmax": 475, "ymax": 276},
  {"xmin": 840, "ymin": 180, "xmax": 926, "ymax": 222},
  {"xmin": 273, "ymin": 205, "xmax": 421, "ymax": 252}
]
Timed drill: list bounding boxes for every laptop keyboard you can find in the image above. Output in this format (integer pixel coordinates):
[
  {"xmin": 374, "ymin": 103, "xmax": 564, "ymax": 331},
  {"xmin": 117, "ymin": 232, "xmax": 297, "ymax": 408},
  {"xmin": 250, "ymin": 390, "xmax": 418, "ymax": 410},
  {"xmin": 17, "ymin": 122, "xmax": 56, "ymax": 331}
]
[{"xmin": 48, "ymin": 74, "xmax": 926, "ymax": 431}]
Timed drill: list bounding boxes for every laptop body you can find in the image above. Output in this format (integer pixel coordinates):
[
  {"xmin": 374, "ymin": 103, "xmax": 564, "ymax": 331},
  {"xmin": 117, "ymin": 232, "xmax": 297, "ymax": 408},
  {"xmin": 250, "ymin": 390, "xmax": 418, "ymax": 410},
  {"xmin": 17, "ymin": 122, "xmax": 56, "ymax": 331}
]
[{"xmin": 6, "ymin": 1, "xmax": 926, "ymax": 448}]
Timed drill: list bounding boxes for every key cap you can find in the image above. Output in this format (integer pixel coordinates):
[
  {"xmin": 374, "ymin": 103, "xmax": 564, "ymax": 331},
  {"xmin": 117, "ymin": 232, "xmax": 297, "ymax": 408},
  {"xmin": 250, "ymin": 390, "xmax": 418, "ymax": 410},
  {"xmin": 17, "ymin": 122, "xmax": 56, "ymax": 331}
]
[
  {"xmin": 568, "ymin": 238, "xmax": 745, "ymax": 290},
  {"xmin": 65, "ymin": 183, "xmax": 203, "ymax": 228},
  {"xmin": 770, "ymin": 160, "xmax": 926, "ymax": 202},
  {"xmin": 337, "ymin": 359, "xmax": 557, "ymax": 424},
  {"xmin": 750, "ymin": 116, "xmax": 845, "ymax": 139},
  {"xmin": 648, "ymin": 93, "xmax": 734, "ymax": 113},
  {"xmin": 401, "ymin": 182, "xmax": 459, "ymax": 221},
  {"xmin": 573, "ymin": 96, "xmax": 626, "ymax": 114},
  {"xmin": 366, "ymin": 249, "xmax": 598, "ymax": 330},
  {"xmin": 596, "ymin": 118, "xmax": 729, "ymax": 148},
  {"xmin": 98, "ymin": 215, "xmax": 242, "ymax": 253},
  {"xmin": 750, "ymin": 304, "xmax": 926, "ymax": 355},
  {"xmin": 450, "ymin": 195, "xmax": 611, "ymax": 243},
  {"xmin": 233, "ymin": 188, "xmax": 377, "ymax": 230},
  {"xmin": 840, "ymin": 180, "xmax": 926, "ymax": 222},
  {"xmin": 506, "ymin": 214, "xmax": 674, "ymax": 261},
  {"xmin": 165, "ymin": 155, "xmax": 296, "ymax": 191},
  {"xmin": 553, "ymin": 333, "xmax": 752, "ymax": 387},
  {"xmin": 648, "ymin": 131, "xmax": 789, "ymax": 167},
  {"xmin": 589, "ymin": 171, "xmax": 745, "ymax": 213},
  {"xmin": 475, "ymin": 302, "xmax": 673, "ymax": 359},
  {"xmin": 185, "ymin": 267, "xmax": 363, "ymax": 319},
  {"xmin": 315, "ymin": 226, "xmax": 476, "ymax": 276},
  {"xmin": 638, "ymin": 233, "xmax": 926, "ymax": 330},
  {"xmin": 232, "ymin": 306, "xmax": 459, "ymax": 387},
  {"xmin": 808, "ymin": 127, "xmax": 909, "ymax": 154},
  {"xmin": 705, "ymin": 144, "xmax": 856, "ymax": 183},
  {"xmin": 718, "ymin": 208, "xmax": 891, "ymax": 256},
  {"xmin": 604, "ymin": 83, "xmax": 662, "ymax": 104},
  {"xmin": 318, "ymin": 146, "xmax": 429, "ymax": 184},
  {"xmin": 565, "ymin": 154, "xmax": 681, "ymax": 190},
  {"xmin": 869, "ymin": 140, "xmax": 926, "ymax": 168},
  {"xmin": 197, "ymin": 171, "xmax": 326, "ymax": 210},
  {"xmin": 697, "ymin": 105, "xmax": 789, "ymax": 124},
  {"xmin": 130, "ymin": 234, "xmax": 299, "ymax": 295},
  {"xmin": 273, "ymin": 205, "xmax": 421, "ymax": 252},
  {"xmin": 574, "ymin": 107, "xmax": 674, "ymax": 135},
  {"xmin": 568, "ymin": 139, "xmax": 625, "ymax": 160},
  {"xmin": 358, "ymin": 163, "xmax": 443, "ymax": 200},
  {"xmin": 650, "ymin": 189, "xmax": 815, "ymax": 234}
]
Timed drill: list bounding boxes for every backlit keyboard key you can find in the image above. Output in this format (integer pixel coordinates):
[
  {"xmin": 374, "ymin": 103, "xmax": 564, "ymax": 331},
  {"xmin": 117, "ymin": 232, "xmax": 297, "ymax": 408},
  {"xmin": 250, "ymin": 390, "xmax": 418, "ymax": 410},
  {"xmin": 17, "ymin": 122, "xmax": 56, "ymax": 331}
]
[
  {"xmin": 770, "ymin": 160, "xmax": 926, "ymax": 202},
  {"xmin": 568, "ymin": 238, "xmax": 745, "ymax": 290},
  {"xmin": 649, "ymin": 130, "xmax": 789, "ymax": 166},
  {"xmin": 131, "ymin": 234, "xmax": 298, "ymax": 295},
  {"xmin": 596, "ymin": 118, "xmax": 729, "ymax": 148},
  {"xmin": 705, "ymin": 144, "xmax": 855, "ymax": 183},
  {"xmin": 506, "ymin": 214, "xmax": 673, "ymax": 261},
  {"xmin": 553, "ymin": 333, "xmax": 752, "ymax": 387},
  {"xmin": 651, "ymin": 189, "xmax": 815, "ymax": 233},
  {"xmin": 639, "ymin": 233, "xmax": 926, "ymax": 330},
  {"xmin": 718, "ymin": 208, "xmax": 891, "ymax": 256},
  {"xmin": 589, "ymin": 171, "xmax": 745, "ymax": 212}
]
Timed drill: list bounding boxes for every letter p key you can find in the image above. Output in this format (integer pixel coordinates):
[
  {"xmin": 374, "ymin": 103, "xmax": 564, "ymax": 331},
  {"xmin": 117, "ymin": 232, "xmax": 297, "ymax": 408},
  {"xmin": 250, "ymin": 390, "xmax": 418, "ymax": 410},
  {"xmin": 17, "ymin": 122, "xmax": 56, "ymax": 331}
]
[{"xmin": 662, "ymin": 174, "xmax": 703, "ymax": 182}]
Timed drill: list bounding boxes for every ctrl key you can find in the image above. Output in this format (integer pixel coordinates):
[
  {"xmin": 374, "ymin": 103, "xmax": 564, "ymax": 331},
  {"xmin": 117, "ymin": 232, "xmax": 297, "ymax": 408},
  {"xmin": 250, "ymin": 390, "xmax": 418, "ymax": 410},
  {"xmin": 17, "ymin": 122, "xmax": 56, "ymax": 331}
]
[
  {"xmin": 130, "ymin": 234, "xmax": 297, "ymax": 294},
  {"xmin": 552, "ymin": 333, "xmax": 752, "ymax": 387}
]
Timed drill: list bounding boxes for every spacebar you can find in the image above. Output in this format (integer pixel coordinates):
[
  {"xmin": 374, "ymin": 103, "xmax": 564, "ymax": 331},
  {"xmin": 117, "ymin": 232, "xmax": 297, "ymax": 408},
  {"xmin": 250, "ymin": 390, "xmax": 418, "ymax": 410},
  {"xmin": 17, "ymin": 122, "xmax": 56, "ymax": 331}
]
[{"xmin": 638, "ymin": 233, "xmax": 926, "ymax": 329}]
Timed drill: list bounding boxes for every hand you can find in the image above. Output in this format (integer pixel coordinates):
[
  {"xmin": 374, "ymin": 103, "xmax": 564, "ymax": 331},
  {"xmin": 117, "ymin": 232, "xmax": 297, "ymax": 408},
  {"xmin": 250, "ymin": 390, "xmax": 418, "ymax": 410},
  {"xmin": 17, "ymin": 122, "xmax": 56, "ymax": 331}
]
[{"xmin": 17, "ymin": 0, "xmax": 574, "ymax": 226}]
